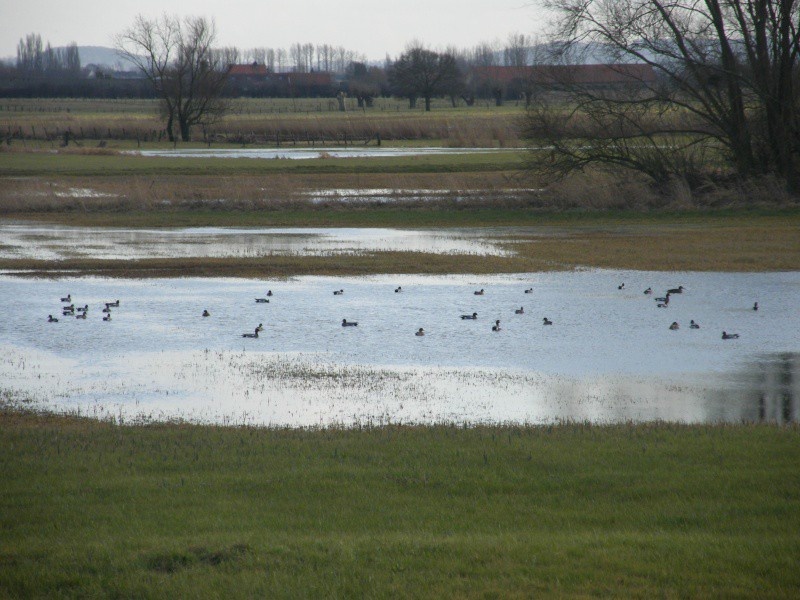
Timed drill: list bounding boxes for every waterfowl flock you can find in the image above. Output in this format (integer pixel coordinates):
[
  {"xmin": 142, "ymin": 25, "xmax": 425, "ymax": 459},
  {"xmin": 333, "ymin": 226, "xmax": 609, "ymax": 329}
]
[{"xmin": 49, "ymin": 294, "xmax": 121, "ymax": 322}]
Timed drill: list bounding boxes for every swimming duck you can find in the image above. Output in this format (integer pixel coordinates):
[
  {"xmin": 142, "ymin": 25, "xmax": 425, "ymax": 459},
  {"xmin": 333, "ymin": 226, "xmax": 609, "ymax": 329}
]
[
  {"xmin": 492, "ymin": 320, "xmax": 501, "ymax": 332},
  {"xmin": 618, "ymin": 283, "xmax": 625, "ymax": 290},
  {"xmin": 524, "ymin": 288, "xmax": 533, "ymax": 294},
  {"xmin": 690, "ymin": 320, "xmax": 700, "ymax": 329},
  {"xmin": 255, "ymin": 298, "xmax": 270, "ymax": 303},
  {"xmin": 654, "ymin": 293, "xmax": 670, "ymax": 303},
  {"xmin": 60, "ymin": 294, "xmax": 71, "ymax": 303},
  {"xmin": 342, "ymin": 319, "xmax": 358, "ymax": 327},
  {"xmin": 267, "ymin": 290, "xmax": 273, "ymax": 297},
  {"xmin": 76, "ymin": 305, "xmax": 88, "ymax": 313},
  {"xmin": 202, "ymin": 309, "xmax": 211, "ymax": 317},
  {"xmin": 722, "ymin": 331, "xmax": 740, "ymax": 340},
  {"xmin": 643, "ymin": 287, "xmax": 652, "ymax": 295},
  {"xmin": 415, "ymin": 328, "xmax": 425, "ymax": 336},
  {"xmin": 75, "ymin": 312, "xmax": 87, "ymax": 320},
  {"xmin": 669, "ymin": 321, "xmax": 679, "ymax": 330},
  {"xmin": 515, "ymin": 307, "xmax": 524, "ymax": 314},
  {"xmin": 62, "ymin": 309, "xmax": 74, "ymax": 316},
  {"xmin": 542, "ymin": 317, "xmax": 553, "ymax": 325},
  {"xmin": 105, "ymin": 300, "xmax": 120, "ymax": 308},
  {"xmin": 63, "ymin": 304, "xmax": 75, "ymax": 312},
  {"xmin": 242, "ymin": 328, "xmax": 259, "ymax": 338},
  {"xmin": 103, "ymin": 314, "xmax": 112, "ymax": 322},
  {"xmin": 102, "ymin": 306, "xmax": 111, "ymax": 313},
  {"xmin": 395, "ymin": 286, "xmax": 402, "ymax": 293},
  {"xmin": 474, "ymin": 289, "xmax": 485, "ymax": 296},
  {"xmin": 753, "ymin": 302, "xmax": 758, "ymax": 311},
  {"xmin": 47, "ymin": 315, "xmax": 58, "ymax": 322},
  {"xmin": 256, "ymin": 323, "xmax": 264, "ymax": 332},
  {"xmin": 667, "ymin": 286, "xmax": 685, "ymax": 294},
  {"xmin": 461, "ymin": 312, "xmax": 478, "ymax": 320},
  {"xmin": 333, "ymin": 289, "xmax": 344, "ymax": 295}
]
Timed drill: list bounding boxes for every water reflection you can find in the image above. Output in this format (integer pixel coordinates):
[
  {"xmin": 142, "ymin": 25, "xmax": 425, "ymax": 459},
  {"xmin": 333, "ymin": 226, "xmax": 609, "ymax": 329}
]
[
  {"xmin": 133, "ymin": 147, "xmax": 509, "ymax": 160},
  {"xmin": 2, "ymin": 271, "xmax": 799, "ymax": 425}
]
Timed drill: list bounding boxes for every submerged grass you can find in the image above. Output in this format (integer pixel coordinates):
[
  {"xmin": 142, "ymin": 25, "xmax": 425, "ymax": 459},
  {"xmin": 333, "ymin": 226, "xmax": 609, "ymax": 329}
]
[{"xmin": 1, "ymin": 407, "xmax": 798, "ymax": 598}]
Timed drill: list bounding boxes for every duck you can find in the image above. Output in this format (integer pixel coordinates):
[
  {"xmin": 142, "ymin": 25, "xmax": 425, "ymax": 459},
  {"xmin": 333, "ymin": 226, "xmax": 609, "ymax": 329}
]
[
  {"xmin": 342, "ymin": 319, "xmax": 358, "ymax": 327},
  {"xmin": 542, "ymin": 317, "xmax": 553, "ymax": 325},
  {"xmin": 460, "ymin": 312, "xmax": 478, "ymax": 320},
  {"xmin": 654, "ymin": 293, "xmax": 670, "ymax": 303},
  {"xmin": 76, "ymin": 304, "xmax": 89, "ymax": 313},
  {"xmin": 62, "ymin": 309, "xmax": 74, "ymax": 316},
  {"xmin": 515, "ymin": 306, "xmax": 524, "ymax": 314},
  {"xmin": 667, "ymin": 286, "xmax": 685, "ymax": 294},
  {"xmin": 753, "ymin": 302, "xmax": 759, "ymax": 311},
  {"xmin": 255, "ymin": 298, "xmax": 270, "ymax": 303},
  {"xmin": 722, "ymin": 331, "xmax": 740, "ymax": 340},
  {"xmin": 395, "ymin": 286, "xmax": 402, "ymax": 293},
  {"xmin": 102, "ymin": 306, "xmax": 111, "ymax": 313},
  {"xmin": 643, "ymin": 287, "xmax": 652, "ymax": 295},
  {"xmin": 202, "ymin": 309, "xmax": 211, "ymax": 317},
  {"xmin": 524, "ymin": 288, "xmax": 533, "ymax": 294},
  {"xmin": 669, "ymin": 321, "xmax": 679, "ymax": 330},
  {"xmin": 491, "ymin": 319, "xmax": 501, "ymax": 332},
  {"xmin": 75, "ymin": 312, "xmax": 87, "ymax": 320},
  {"xmin": 618, "ymin": 283, "xmax": 625, "ymax": 290},
  {"xmin": 105, "ymin": 300, "xmax": 120, "ymax": 308},
  {"xmin": 415, "ymin": 328, "xmax": 425, "ymax": 336},
  {"xmin": 242, "ymin": 328, "xmax": 259, "ymax": 338},
  {"xmin": 690, "ymin": 320, "xmax": 700, "ymax": 329},
  {"xmin": 60, "ymin": 294, "xmax": 71, "ymax": 303},
  {"xmin": 47, "ymin": 315, "xmax": 58, "ymax": 322},
  {"xmin": 266, "ymin": 290, "xmax": 273, "ymax": 297},
  {"xmin": 333, "ymin": 289, "xmax": 344, "ymax": 295},
  {"xmin": 474, "ymin": 289, "xmax": 485, "ymax": 296},
  {"xmin": 63, "ymin": 304, "xmax": 75, "ymax": 312},
  {"xmin": 103, "ymin": 314, "xmax": 112, "ymax": 322},
  {"xmin": 256, "ymin": 323, "xmax": 264, "ymax": 332}
]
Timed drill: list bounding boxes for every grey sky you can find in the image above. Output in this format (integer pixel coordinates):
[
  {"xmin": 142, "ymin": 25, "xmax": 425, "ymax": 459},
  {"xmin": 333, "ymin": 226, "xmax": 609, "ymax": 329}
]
[{"xmin": 1, "ymin": 0, "xmax": 547, "ymax": 61}]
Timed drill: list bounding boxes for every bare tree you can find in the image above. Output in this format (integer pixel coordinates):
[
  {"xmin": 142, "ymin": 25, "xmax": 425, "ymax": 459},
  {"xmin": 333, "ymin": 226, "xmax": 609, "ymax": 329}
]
[
  {"xmin": 529, "ymin": 0, "xmax": 800, "ymax": 192},
  {"xmin": 389, "ymin": 45, "xmax": 463, "ymax": 111},
  {"xmin": 115, "ymin": 14, "xmax": 229, "ymax": 142}
]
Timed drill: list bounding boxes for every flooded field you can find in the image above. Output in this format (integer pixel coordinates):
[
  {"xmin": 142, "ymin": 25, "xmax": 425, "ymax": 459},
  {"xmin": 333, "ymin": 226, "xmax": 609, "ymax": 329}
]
[
  {"xmin": 0, "ymin": 224, "xmax": 513, "ymax": 260},
  {"xmin": 2, "ymin": 272, "xmax": 798, "ymax": 426},
  {"xmin": 133, "ymin": 147, "xmax": 510, "ymax": 160}
]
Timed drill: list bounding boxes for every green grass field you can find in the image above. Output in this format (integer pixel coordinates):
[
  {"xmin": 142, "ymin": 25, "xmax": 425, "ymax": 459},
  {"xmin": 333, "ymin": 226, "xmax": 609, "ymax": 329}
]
[{"xmin": 2, "ymin": 408, "xmax": 798, "ymax": 598}]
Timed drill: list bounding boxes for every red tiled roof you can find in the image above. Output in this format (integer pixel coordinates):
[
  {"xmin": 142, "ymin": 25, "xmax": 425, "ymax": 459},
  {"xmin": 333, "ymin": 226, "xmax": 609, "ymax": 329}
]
[{"xmin": 227, "ymin": 64, "xmax": 269, "ymax": 77}]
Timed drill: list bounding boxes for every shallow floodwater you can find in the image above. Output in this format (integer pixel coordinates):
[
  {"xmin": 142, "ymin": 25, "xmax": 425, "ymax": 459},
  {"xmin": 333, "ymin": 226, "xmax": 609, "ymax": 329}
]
[
  {"xmin": 1, "ymin": 272, "xmax": 798, "ymax": 426},
  {"xmin": 0, "ymin": 224, "xmax": 511, "ymax": 261},
  {"xmin": 134, "ymin": 147, "xmax": 508, "ymax": 160}
]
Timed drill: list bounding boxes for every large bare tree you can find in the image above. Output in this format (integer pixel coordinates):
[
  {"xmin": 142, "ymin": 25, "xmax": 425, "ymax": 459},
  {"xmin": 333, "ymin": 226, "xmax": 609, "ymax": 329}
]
[
  {"xmin": 115, "ymin": 15, "xmax": 228, "ymax": 142},
  {"xmin": 527, "ymin": 0, "xmax": 800, "ymax": 193},
  {"xmin": 389, "ymin": 45, "xmax": 462, "ymax": 111}
]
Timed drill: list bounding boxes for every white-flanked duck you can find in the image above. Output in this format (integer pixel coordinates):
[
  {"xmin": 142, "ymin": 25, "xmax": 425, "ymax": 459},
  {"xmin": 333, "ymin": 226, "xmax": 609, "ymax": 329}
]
[
  {"xmin": 60, "ymin": 294, "xmax": 71, "ymax": 303},
  {"xmin": 669, "ymin": 322, "xmax": 679, "ymax": 330},
  {"xmin": 618, "ymin": 283, "xmax": 625, "ymax": 290},
  {"xmin": 76, "ymin": 304, "xmax": 88, "ymax": 313},
  {"xmin": 542, "ymin": 317, "xmax": 553, "ymax": 326},
  {"xmin": 242, "ymin": 328, "xmax": 259, "ymax": 338},
  {"xmin": 255, "ymin": 298, "xmax": 270, "ymax": 303},
  {"xmin": 667, "ymin": 286, "xmax": 685, "ymax": 294},
  {"xmin": 47, "ymin": 315, "xmax": 58, "ymax": 323},
  {"xmin": 395, "ymin": 286, "xmax": 402, "ymax": 293},
  {"xmin": 105, "ymin": 300, "xmax": 120, "ymax": 308},
  {"xmin": 690, "ymin": 320, "xmax": 700, "ymax": 329},
  {"xmin": 202, "ymin": 309, "xmax": 211, "ymax": 317},
  {"xmin": 256, "ymin": 323, "xmax": 264, "ymax": 332},
  {"xmin": 333, "ymin": 289, "xmax": 344, "ymax": 295},
  {"xmin": 460, "ymin": 312, "xmax": 478, "ymax": 320},
  {"xmin": 102, "ymin": 306, "xmax": 111, "ymax": 313},
  {"xmin": 474, "ymin": 289, "xmax": 485, "ymax": 296},
  {"xmin": 524, "ymin": 288, "xmax": 533, "ymax": 294},
  {"xmin": 515, "ymin": 307, "xmax": 524, "ymax": 314},
  {"xmin": 342, "ymin": 319, "xmax": 358, "ymax": 327},
  {"xmin": 266, "ymin": 290, "xmax": 273, "ymax": 297},
  {"xmin": 722, "ymin": 331, "xmax": 740, "ymax": 340},
  {"xmin": 415, "ymin": 328, "xmax": 425, "ymax": 336},
  {"xmin": 103, "ymin": 314, "xmax": 112, "ymax": 322},
  {"xmin": 491, "ymin": 320, "xmax": 501, "ymax": 332},
  {"xmin": 643, "ymin": 287, "xmax": 652, "ymax": 295}
]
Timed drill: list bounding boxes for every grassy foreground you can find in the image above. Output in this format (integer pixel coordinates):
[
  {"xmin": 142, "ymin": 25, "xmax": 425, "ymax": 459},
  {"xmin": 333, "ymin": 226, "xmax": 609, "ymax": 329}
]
[{"xmin": 1, "ymin": 408, "xmax": 798, "ymax": 598}]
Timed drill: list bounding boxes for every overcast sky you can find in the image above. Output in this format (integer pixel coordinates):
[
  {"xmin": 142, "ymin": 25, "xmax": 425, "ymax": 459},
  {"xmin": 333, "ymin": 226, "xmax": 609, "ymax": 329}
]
[{"xmin": 1, "ymin": 0, "xmax": 547, "ymax": 61}]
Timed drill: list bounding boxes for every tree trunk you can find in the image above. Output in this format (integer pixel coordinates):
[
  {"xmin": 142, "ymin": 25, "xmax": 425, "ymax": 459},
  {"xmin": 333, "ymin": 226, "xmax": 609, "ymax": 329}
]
[
  {"xmin": 424, "ymin": 96, "xmax": 431, "ymax": 111},
  {"xmin": 166, "ymin": 113, "xmax": 175, "ymax": 143},
  {"xmin": 408, "ymin": 96, "xmax": 417, "ymax": 109}
]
